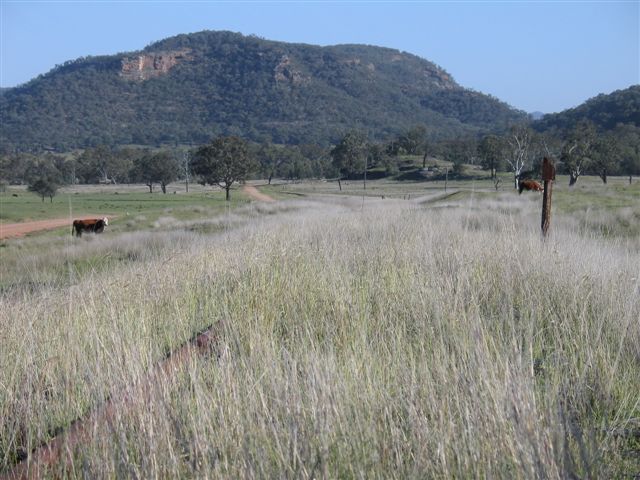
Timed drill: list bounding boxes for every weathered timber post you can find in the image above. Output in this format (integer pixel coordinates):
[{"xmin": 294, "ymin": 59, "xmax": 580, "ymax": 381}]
[{"xmin": 541, "ymin": 157, "xmax": 556, "ymax": 238}]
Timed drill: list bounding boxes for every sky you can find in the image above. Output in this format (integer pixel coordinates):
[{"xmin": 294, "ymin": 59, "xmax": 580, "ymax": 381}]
[{"xmin": 1, "ymin": 1, "xmax": 638, "ymax": 113}]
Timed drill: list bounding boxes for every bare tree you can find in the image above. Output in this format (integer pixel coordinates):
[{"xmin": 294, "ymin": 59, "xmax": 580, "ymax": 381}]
[{"xmin": 504, "ymin": 125, "xmax": 536, "ymax": 189}]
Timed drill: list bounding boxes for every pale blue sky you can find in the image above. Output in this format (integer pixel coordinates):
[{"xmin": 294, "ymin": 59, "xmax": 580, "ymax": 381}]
[{"xmin": 1, "ymin": 1, "xmax": 638, "ymax": 113}]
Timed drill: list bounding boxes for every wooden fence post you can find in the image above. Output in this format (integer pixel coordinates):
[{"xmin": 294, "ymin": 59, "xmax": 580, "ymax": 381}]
[{"xmin": 541, "ymin": 157, "xmax": 556, "ymax": 238}]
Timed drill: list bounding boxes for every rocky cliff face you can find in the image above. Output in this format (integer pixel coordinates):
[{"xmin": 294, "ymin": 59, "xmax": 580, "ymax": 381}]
[
  {"xmin": 273, "ymin": 55, "xmax": 310, "ymax": 86},
  {"xmin": 120, "ymin": 49, "xmax": 191, "ymax": 81}
]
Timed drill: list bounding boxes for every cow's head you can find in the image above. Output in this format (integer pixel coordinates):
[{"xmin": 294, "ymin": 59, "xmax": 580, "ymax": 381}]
[{"xmin": 103, "ymin": 217, "xmax": 109, "ymax": 226}]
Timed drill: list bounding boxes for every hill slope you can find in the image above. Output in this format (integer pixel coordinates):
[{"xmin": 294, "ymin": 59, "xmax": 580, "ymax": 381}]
[
  {"xmin": 534, "ymin": 85, "xmax": 640, "ymax": 134},
  {"xmin": 1, "ymin": 30, "xmax": 526, "ymax": 151}
]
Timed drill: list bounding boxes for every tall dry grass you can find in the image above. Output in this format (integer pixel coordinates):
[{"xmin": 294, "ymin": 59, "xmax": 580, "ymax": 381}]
[{"xmin": 1, "ymin": 195, "xmax": 639, "ymax": 478}]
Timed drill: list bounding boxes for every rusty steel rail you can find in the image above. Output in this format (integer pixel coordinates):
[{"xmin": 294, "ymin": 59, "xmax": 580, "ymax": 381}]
[{"xmin": 2, "ymin": 321, "xmax": 223, "ymax": 480}]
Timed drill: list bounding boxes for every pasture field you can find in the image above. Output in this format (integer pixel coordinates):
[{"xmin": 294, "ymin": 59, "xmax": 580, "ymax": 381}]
[
  {"xmin": 0, "ymin": 180, "xmax": 639, "ymax": 478},
  {"xmin": 0, "ymin": 183, "xmax": 247, "ymax": 226}
]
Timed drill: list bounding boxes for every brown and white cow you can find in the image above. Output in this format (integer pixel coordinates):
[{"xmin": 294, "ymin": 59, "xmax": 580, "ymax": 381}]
[
  {"xmin": 518, "ymin": 179, "xmax": 543, "ymax": 194},
  {"xmin": 72, "ymin": 217, "xmax": 109, "ymax": 237}
]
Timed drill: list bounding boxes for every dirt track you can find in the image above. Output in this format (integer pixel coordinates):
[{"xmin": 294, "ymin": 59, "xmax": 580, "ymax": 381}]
[
  {"xmin": 242, "ymin": 185, "xmax": 275, "ymax": 202},
  {"xmin": 1, "ymin": 186, "xmax": 273, "ymax": 240},
  {"xmin": 0, "ymin": 216, "xmax": 112, "ymax": 240}
]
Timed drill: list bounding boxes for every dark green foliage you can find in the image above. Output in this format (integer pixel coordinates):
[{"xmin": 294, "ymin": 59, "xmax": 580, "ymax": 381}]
[
  {"xmin": 192, "ymin": 136, "xmax": 256, "ymax": 200},
  {"xmin": 0, "ymin": 31, "xmax": 527, "ymax": 152},
  {"xmin": 590, "ymin": 134, "xmax": 620, "ymax": 184},
  {"xmin": 535, "ymin": 86, "xmax": 640, "ymax": 135},
  {"xmin": 75, "ymin": 145, "xmax": 134, "ymax": 184},
  {"xmin": 131, "ymin": 150, "xmax": 181, "ymax": 193},
  {"xmin": 420, "ymin": 89, "xmax": 525, "ymax": 131},
  {"xmin": 560, "ymin": 121, "xmax": 597, "ymax": 186},
  {"xmin": 0, "ymin": 153, "xmax": 35, "ymax": 184},
  {"xmin": 331, "ymin": 131, "xmax": 368, "ymax": 180},
  {"xmin": 477, "ymin": 135, "xmax": 504, "ymax": 179},
  {"xmin": 25, "ymin": 155, "xmax": 63, "ymax": 202},
  {"xmin": 614, "ymin": 124, "xmax": 640, "ymax": 181},
  {"xmin": 438, "ymin": 137, "xmax": 478, "ymax": 167}
]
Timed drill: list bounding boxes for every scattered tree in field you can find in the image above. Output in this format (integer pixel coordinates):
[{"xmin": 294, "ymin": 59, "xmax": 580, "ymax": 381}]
[
  {"xmin": 26, "ymin": 157, "xmax": 63, "ymax": 202},
  {"xmin": 28, "ymin": 179, "xmax": 58, "ymax": 202},
  {"xmin": 613, "ymin": 123, "xmax": 640, "ymax": 183},
  {"xmin": 156, "ymin": 152, "xmax": 181, "ymax": 193},
  {"xmin": 131, "ymin": 151, "xmax": 180, "ymax": 193},
  {"xmin": 478, "ymin": 135, "xmax": 503, "ymax": 179},
  {"xmin": 591, "ymin": 134, "xmax": 620, "ymax": 184},
  {"xmin": 257, "ymin": 143, "xmax": 285, "ymax": 184},
  {"xmin": 192, "ymin": 136, "xmax": 255, "ymax": 201},
  {"xmin": 331, "ymin": 131, "xmax": 368, "ymax": 190},
  {"xmin": 560, "ymin": 120, "xmax": 597, "ymax": 186}
]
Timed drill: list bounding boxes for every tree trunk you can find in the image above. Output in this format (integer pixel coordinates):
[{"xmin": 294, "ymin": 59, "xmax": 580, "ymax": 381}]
[
  {"xmin": 338, "ymin": 178, "xmax": 342, "ymax": 191},
  {"xmin": 422, "ymin": 153, "xmax": 428, "ymax": 169},
  {"xmin": 161, "ymin": 182, "xmax": 167, "ymax": 194},
  {"xmin": 268, "ymin": 173, "xmax": 273, "ymax": 185},
  {"xmin": 569, "ymin": 172, "xmax": 579, "ymax": 186},
  {"xmin": 629, "ymin": 175, "xmax": 633, "ymax": 185},
  {"xmin": 514, "ymin": 174, "xmax": 519, "ymax": 190},
  {"xmin": 600, "ymin": 171, "xmax": 607, "ymax": 184},
  {"xmin": 225, "ymin": 185, "xmax": 231, "ymax": 201}
]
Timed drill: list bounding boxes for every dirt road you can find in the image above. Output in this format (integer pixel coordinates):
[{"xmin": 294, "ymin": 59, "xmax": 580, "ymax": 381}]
[
  {"xmin": 242, "ymin": 185, "xmax": 275, "ymax": 202},
  {"xmin": 0, "ymin": 216, "xmax": 112, "ymax": 240},
  {"xmin": 1, "ymin": 186, "xmax": 272, "ymax": 240}
]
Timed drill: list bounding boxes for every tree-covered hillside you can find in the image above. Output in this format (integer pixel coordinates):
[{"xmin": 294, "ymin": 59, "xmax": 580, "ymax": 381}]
[
  {"xmin": 1, "ymin": 30, "xmax": 526, "ymax": 152},
  {"xmin": 534, "ymin": 85, "xmax": 640, "ymax": 135}
]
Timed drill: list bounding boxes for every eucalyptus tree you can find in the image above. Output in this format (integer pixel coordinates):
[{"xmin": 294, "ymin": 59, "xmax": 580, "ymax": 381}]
[
  {"xmin": 192, "ymin": 136, "xmax": 255, "ymax": 201},
  {"xmin": 560, "ymin": 120, "xmax": 597, "ymax": 186},
  {"xmin": 503, "ymin": 125, "xmax": 537, "ymax": 189},
  {"xmin": 478, "ymin": 135, "xmax": 503, "ymax": 179},
  {"xmin": 25, "ymin": 155, "xmax": 63, "ymax": 202},
  {"xmin": 331, "ymin": 131, "xmax": 368, "ymax": 190}
]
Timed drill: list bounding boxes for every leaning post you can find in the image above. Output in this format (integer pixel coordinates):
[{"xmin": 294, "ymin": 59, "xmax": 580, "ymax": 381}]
[{"xmin": 541, "ymin": 157, "xmax": 556, "ymax": 238}]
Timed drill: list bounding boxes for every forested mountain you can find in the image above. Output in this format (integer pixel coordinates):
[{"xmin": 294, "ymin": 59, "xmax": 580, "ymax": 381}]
[
  {"xmin": 534, "ymin": 85, "xmax": 640, "ymax": 134},
  {"xmin": 1, "ymin": 30, "xmax": 526, "ymax": 152}
]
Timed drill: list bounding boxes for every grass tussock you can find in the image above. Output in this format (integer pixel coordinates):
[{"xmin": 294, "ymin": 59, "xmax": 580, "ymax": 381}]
[{"xmin": 1, "ymin": 195, "xmax": 639, "ymax": 478}]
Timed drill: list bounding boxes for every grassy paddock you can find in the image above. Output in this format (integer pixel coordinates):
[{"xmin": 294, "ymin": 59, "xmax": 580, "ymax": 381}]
[
  {"xmin": 0, "ymin": 183, "xmax": 249, "ymax": 225},
  {"xmin": 0, "ymin": 189, "xmax": 639, "ymax": 478}
]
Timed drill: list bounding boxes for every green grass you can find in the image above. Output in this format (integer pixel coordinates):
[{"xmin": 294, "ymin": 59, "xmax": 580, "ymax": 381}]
[
  {"xmin": 1, "ymin": 182, "xmax": 639, "ymax": 478},
  {"xmin": 0, "ymin": 184, "xmax": 250, "ymax": 225}
]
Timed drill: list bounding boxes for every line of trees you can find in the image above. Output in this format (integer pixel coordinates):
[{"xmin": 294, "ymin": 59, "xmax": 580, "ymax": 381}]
[
  {"xmin": 475, "ymin": 121, "xmax": 640, "ymax": 186},
  {"xmin": 2, "ymin": 121, "xmax": 639, "ymax": 202}
]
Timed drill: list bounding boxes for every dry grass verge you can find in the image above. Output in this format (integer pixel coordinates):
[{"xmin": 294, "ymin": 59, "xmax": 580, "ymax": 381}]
[{"xmin": 1, "ymin": 196, "xmax": 639, "ymax": 478}]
